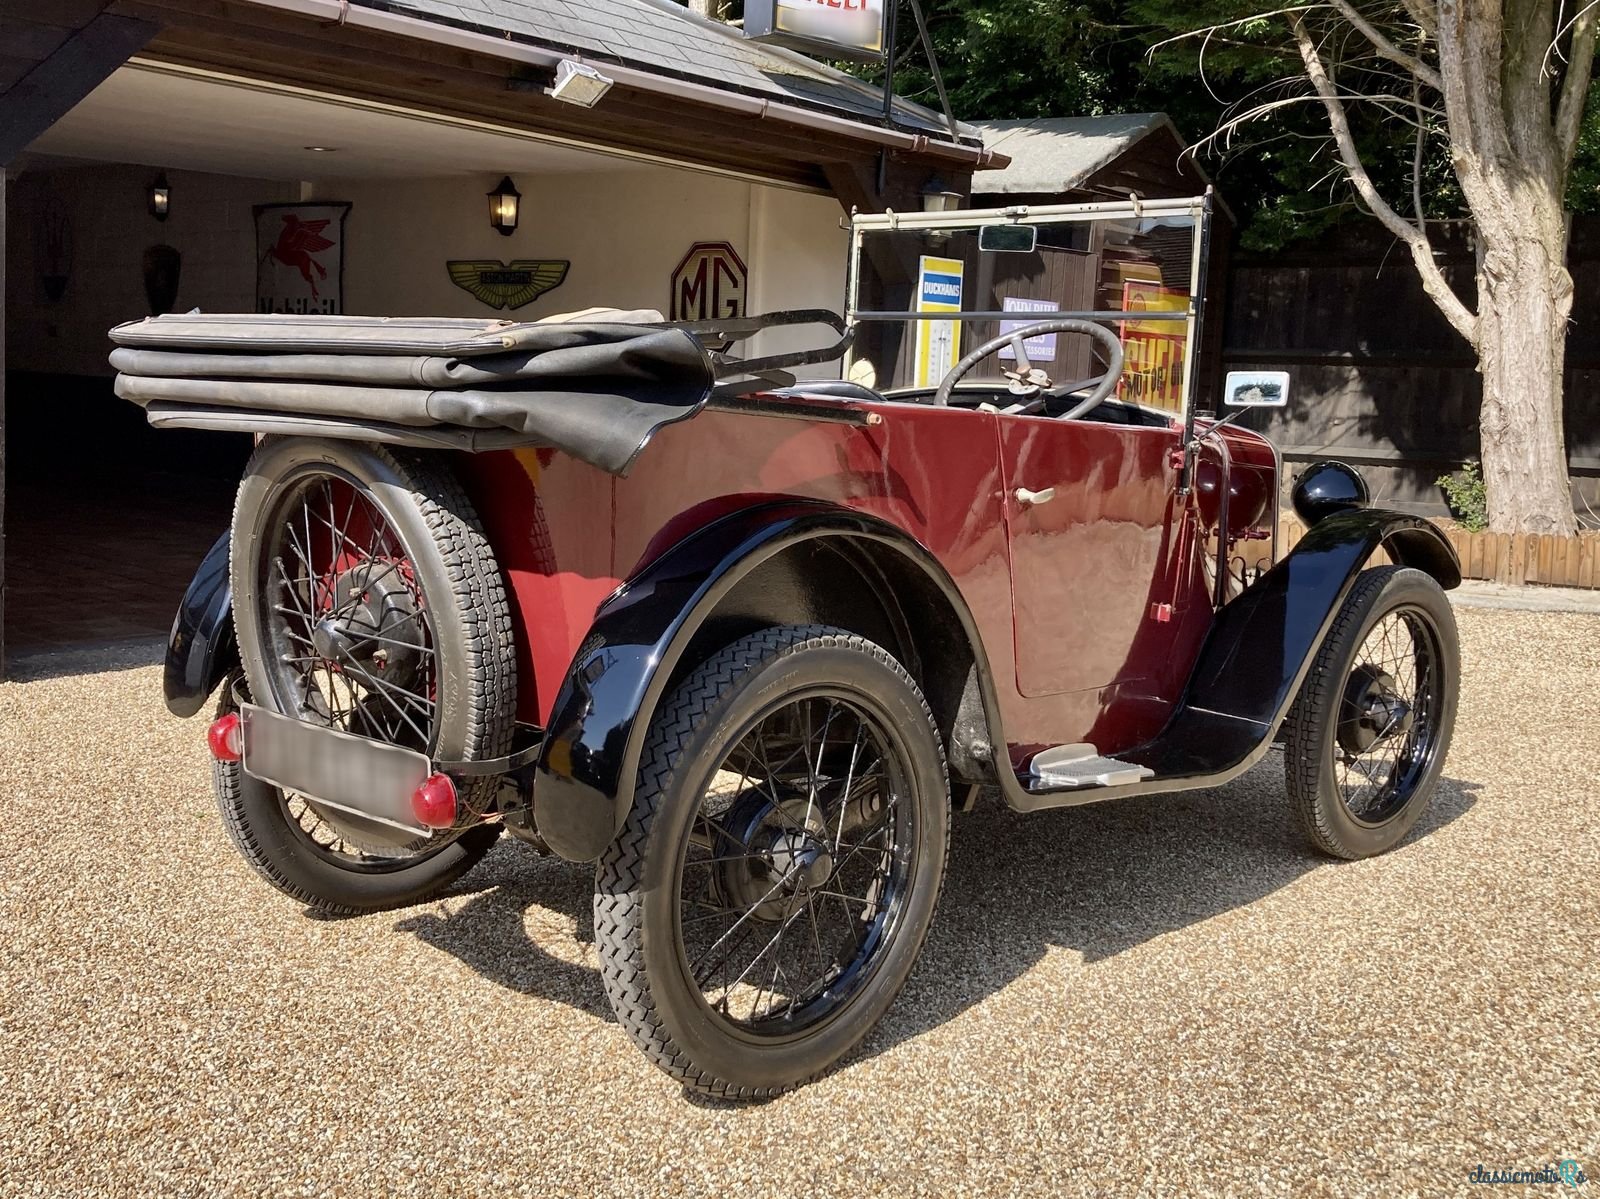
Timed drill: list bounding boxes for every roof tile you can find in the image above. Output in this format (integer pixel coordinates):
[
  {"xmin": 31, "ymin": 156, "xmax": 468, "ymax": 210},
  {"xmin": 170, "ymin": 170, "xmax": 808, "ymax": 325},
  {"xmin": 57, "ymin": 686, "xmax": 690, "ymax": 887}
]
[{"xmin": 356, "ymin": 0, "xmax": 965, "ymax": 137}]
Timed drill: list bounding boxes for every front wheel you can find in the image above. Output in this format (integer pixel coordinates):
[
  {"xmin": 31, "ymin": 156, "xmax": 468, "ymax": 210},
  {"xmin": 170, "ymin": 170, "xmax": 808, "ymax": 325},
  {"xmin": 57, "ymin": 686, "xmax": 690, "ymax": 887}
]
[
  {"xmin": 594, "ymin": 626, "xmax": 950, "ymax": 1099},
  {"xmin": 1284, "ymin": 566, "xmax": 1460, "ymax": 859}
]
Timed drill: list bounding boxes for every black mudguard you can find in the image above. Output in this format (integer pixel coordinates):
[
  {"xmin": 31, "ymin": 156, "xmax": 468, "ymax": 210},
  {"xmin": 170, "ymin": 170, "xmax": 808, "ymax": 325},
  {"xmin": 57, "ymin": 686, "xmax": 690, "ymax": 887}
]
[
  {"xmin": 164, "ymin": 532, "xmax": 237, "ymax": 718},
  {"xmin": 1108, "ymin": 508, "xmax": 1460, "ymax": 793},
  {"xmin": 532, "ymin": 500, "xmax": 993, "ymax": 862}
]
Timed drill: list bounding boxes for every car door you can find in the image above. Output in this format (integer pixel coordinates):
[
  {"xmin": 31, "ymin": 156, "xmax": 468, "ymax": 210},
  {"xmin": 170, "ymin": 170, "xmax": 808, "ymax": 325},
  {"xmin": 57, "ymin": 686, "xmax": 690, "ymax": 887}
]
[{"xmin": 997, "ymin": 414, "xmax": 1190, "ymax": 699}]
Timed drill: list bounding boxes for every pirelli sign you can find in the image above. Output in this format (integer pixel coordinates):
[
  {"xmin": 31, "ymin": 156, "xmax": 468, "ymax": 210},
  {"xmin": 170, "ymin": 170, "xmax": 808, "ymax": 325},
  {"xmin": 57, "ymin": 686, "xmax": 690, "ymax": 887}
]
[{"xmin": 744, "ymin": 0, "xmax": 889, "ymax": 62}]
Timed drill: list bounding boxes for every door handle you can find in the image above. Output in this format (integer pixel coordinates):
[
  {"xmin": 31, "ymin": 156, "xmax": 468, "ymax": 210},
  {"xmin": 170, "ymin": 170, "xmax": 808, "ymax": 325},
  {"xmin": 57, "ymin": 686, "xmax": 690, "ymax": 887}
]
[{"xmin": 1013, "ymin": 486, "xmax": 1057, "ymax": 507}]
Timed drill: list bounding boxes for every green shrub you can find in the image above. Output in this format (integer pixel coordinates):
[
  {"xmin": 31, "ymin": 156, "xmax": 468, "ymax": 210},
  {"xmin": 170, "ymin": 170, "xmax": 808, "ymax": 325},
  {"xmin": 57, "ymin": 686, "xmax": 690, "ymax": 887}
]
[{"xmin": 1436, "ymin": 462, "xmax": 1489, "ymax": 532}]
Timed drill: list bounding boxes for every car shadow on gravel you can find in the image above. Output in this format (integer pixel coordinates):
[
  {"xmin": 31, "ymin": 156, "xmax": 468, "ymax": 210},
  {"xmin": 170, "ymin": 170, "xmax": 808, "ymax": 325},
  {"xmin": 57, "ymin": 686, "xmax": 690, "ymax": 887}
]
[
  {"xmin": 855, "ymin": 759, "xmax": 1480, "ymax": 1068},
  {"xmin": 391, "ymin": 841, "xmax": 613, "ymax": 1021},
  {"xmin": 386, "ymin": 758, "xmax": 1479, "ymax": 1084}
]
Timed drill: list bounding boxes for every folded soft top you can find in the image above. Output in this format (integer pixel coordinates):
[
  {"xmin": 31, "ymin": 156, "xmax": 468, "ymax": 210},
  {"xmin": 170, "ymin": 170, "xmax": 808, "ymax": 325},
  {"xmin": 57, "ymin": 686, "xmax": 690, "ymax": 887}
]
[{"xmin": 110, "ymin": 312, "xmax": 716, "ymax": 476}]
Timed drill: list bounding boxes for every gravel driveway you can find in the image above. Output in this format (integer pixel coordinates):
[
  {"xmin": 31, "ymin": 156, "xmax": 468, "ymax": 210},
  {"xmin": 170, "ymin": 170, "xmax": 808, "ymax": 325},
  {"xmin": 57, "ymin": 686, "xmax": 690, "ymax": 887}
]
[{"xmin": 2, "ymin": 605, "xmax": 1597, "ymax": 1198}]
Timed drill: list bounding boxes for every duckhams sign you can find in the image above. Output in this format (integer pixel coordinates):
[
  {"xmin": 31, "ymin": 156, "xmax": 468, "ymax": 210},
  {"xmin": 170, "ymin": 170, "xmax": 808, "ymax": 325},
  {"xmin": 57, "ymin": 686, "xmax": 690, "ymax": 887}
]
[{"xmin": 745, "ymin": 0, "xmax": 888, "ymax": 61}]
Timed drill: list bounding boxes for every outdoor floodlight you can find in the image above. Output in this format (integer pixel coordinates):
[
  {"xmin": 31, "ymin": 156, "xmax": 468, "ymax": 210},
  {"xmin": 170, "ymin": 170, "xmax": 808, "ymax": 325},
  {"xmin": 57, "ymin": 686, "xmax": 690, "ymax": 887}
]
[{"xmin": 547, "ymin": 59, "xmax": 614, "ymax": 108}]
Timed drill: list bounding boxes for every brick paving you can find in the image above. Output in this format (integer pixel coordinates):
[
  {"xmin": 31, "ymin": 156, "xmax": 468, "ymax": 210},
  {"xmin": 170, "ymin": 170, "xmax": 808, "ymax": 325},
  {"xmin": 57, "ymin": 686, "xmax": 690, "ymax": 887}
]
[{"xmin": 4, "ymin": 472, "xmax": 233, "ymax": 657}]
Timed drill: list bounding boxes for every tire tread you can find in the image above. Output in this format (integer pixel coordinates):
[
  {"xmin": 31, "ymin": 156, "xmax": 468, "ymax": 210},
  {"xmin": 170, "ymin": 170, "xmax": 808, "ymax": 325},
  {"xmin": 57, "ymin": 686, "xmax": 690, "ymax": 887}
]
[{"xmin": 593, "ymin": 625, "xmax": 949, "ymax": 1100}]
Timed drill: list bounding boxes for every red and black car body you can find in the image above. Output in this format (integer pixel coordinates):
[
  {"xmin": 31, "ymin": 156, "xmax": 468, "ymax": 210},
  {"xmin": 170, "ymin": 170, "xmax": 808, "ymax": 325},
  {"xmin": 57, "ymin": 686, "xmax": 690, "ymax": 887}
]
[{"xmin": 140, "ymin": 195, "xmax": 1461, "ymax": 1096}]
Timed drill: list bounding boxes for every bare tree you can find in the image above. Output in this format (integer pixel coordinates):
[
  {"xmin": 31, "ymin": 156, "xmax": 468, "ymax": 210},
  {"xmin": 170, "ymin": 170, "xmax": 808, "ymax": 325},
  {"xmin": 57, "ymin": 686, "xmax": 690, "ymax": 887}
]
[{"xmin": 1173, "ymin": 1, "xmax": 1596, "ymax": 534}]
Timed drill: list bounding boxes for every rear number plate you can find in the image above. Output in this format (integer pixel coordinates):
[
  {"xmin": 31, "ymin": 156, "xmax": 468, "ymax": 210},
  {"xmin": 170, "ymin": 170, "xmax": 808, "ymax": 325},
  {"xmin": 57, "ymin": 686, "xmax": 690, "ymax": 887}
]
[{"xmin": 239, "ymin": 703, "xmax": 432, "ymax": 835}]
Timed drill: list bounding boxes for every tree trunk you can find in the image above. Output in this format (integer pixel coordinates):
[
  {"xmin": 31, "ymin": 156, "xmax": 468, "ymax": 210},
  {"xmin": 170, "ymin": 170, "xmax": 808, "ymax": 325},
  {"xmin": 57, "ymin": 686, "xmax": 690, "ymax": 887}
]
[{"xmin": 1472, "ymin": 193, "xmax": 1578, "ymax": 535}]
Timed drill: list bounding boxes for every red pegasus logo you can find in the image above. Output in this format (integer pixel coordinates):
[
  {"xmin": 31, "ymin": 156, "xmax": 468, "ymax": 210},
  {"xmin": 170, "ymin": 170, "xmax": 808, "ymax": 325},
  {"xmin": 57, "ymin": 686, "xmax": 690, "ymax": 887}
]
[{"xmin": 266, "ymin": 215, "xmax": 336, "ymax": 298}]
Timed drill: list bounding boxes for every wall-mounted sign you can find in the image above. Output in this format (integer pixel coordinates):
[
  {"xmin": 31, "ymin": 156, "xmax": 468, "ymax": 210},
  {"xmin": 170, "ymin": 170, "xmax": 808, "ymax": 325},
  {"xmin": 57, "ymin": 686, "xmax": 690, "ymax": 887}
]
[
  {"xmin": 255, "ymin": 202, "xmax": 349, "ymax": 315},
  {"xmin": 143, "ymin": 245, "xmax": 181, "ymax": 316},
  {"xmin": 745, "ymin": 0, "xmax": 888, "ymax": 62},
  {"xmin": 913, "ymin": 254, "xmax": 963, "ymax": 388},
  {"xmin": 39, "ymin": 198, "xmax": 72, "ymax": 303},
  {"xmin": 1117, "ymin": 279, "xmax": 1188, "ymax": 412},
  {"xmin": 998, "ymin": 296, "xmax": 1058, "ymax": 363},
  {"xmin": 670, "ymin": 242, "xmax": 747, "ymax": 322},
  {"xmin": 448, "ymin": 260, "xmax": 570, "ymax": 310}
]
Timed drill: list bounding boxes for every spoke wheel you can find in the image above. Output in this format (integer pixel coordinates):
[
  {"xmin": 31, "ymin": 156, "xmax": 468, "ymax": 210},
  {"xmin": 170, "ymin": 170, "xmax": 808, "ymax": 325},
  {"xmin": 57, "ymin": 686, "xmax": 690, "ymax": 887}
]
[
  {"xmin": 1330, "ymin": 608, "xmax": 1442, "ymax": 826},
  {"xmin": 595, "ymin": 626, "xmax": 950, "ymax": 1099},
  {"xmin": 223, "ymin": 438, "xmax": 515, "ymax": 913},
  {"xmin": 680, "ymin": 690, "xmax": 912, "ymax": 1038},
  {"xmin": 257, "ymin": 466, "xmax": 442, "ymax": 859},
  {"xmin": 1285, "ymin": 566, "xmax": 1459, "ymax": 860}
]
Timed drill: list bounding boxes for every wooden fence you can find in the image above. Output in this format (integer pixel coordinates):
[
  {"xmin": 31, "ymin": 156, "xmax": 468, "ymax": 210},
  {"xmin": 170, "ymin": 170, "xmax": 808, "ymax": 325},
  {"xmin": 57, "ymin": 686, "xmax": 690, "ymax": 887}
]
[{"xmin": 1278, "ymin": 518, "xmax": 1600, "ymax": 589}]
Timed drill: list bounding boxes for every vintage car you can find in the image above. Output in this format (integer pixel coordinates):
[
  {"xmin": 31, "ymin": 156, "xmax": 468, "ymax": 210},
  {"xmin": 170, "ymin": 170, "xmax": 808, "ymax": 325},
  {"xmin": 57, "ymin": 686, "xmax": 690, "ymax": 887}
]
[{"xmin": 122, "ymin": 195, "xmax": 1460, "ymax": 1099}]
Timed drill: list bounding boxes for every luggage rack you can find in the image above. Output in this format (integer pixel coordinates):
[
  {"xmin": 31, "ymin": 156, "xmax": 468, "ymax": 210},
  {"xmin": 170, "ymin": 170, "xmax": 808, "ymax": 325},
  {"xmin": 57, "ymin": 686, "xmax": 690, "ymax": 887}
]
[
  {"xmin": 673, "ymin": 309, "xmax": 879, "ymax": 429},
  {"xmin": 669, "ymin": 308, "xmax": 854, "ymax": 390}
]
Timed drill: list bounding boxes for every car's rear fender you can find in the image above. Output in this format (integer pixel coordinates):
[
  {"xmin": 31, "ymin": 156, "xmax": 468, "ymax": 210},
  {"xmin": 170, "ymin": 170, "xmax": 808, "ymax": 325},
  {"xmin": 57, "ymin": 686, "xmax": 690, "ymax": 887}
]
[
  {"xmin": 532, "ymin": 499, "xmax": 1005, "ymax": 863},
  {"xmin": 165, "ymin": 531, "xmax": 238, "ymax": 718}
]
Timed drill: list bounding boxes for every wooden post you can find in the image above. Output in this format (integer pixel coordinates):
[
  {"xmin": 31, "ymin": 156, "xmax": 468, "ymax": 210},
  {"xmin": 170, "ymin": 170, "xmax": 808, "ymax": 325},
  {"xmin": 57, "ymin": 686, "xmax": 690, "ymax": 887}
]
[{"xmin": 0, "ymin": 166, "xmax": 6, "ymax": 677}]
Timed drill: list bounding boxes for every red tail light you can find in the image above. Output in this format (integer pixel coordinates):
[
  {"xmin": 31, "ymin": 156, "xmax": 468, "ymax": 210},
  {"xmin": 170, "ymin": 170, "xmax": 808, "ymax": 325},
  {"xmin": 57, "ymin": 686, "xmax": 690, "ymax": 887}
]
[
  {"xmin": 207, "ymin": 712, "xmax": 243, "ymax": 762},
  {"xmin": 411, "ymin": 773, "xmax": 458, "ymax": 829}
]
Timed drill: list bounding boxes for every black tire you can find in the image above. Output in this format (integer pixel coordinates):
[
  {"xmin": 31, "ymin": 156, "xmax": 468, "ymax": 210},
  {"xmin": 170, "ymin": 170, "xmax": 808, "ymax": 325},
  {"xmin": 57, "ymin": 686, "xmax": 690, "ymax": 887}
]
[
  {"xmin": 225, "ymin": 438, "xmax": 516, "ymax": 913},
  {"xmin": 1284, "ymin": 566, "xmax": 1459, "ymax": 859},
  {"xmin": 594, "ymin": 626, "xmax": 950, "ymax": 1099},
  {"xmin": 212, "ymin": 682, "xmax": 502, "ymax": 917}
]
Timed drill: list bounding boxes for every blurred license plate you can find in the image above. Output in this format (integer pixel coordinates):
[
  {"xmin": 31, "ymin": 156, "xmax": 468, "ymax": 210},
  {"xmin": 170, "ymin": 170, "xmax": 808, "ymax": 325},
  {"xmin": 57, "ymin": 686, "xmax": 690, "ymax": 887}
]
[{"xmin": 239, "ymin": 703, "xmax": 432, "ymax": 835}]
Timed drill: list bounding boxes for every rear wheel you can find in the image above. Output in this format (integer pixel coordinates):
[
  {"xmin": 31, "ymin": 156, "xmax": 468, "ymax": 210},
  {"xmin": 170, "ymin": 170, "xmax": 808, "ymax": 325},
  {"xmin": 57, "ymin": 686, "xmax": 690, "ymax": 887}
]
[
  {"xmin": 224, "ymin": 438, "xmax": 516, "ymax": 913},
  {"xmin": 1284, "ymin": 566, "xmax": 1459, "ymax": 859},
  {"xmin": 594, "ymin": 626, "xmax": 950, "ymax": 1099}
]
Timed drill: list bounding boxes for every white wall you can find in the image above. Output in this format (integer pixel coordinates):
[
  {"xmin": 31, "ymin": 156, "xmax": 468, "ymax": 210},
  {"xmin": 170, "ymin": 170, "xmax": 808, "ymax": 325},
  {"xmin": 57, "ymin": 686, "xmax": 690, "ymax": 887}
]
[
  {"xmin": 306, "ymin": 168, "xmax": 847, "ymax": 369},
  {"xmin": 5, "ymin": 164, "xmax": 294, "ymax": 376},
  {"xmin": 5, "ymin": 161, "xmax": 848, "ymax": 377}
]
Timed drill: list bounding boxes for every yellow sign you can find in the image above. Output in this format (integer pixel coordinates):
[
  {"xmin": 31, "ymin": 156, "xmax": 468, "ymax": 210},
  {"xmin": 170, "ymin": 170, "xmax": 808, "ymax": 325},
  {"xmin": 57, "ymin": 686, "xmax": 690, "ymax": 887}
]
[
  {"xmin": 914, "ymin": 255, "xmax": 964, "ymax": 389},
  {"xmin": 1118, "ymin": 280, "xmax": 1189, "ymax": 411}
]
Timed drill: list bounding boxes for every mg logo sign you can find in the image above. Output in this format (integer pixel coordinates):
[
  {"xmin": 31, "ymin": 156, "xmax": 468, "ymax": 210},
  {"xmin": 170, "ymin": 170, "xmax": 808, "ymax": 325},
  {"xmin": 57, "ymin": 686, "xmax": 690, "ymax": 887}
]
[{"xmin": 670, "ymin": 241, "xmax": 748, "ymax": 321}]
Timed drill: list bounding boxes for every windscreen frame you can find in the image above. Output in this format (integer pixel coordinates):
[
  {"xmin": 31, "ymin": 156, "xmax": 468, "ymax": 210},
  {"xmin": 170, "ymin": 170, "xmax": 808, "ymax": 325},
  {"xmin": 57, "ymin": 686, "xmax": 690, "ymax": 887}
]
[{"xmin": 844, "ymin": 194, "xmax": 1214, "ymax": 420}]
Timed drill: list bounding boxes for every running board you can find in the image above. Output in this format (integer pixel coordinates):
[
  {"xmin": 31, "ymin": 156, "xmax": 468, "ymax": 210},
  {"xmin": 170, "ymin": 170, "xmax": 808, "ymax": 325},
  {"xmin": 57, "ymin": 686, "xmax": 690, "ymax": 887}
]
[{"xmin": 1026, "ymin": 743, "xmax": 1155, "ymax": 792}]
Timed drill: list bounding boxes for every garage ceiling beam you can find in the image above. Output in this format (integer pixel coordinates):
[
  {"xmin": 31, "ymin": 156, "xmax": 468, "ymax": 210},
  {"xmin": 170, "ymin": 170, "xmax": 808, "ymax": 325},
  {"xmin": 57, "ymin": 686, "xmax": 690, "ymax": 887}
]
[{"xmin": 0, "ymin": 10, "xmax": 160, "ymax": 163}]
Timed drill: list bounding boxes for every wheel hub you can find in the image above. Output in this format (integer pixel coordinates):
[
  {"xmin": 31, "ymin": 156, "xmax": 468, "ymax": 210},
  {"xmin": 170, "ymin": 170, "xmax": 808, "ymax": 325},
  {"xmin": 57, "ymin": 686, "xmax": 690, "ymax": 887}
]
[
  {"xmin": 1337, "ymin": 664, "xmax": 1414, "ymax": 755},
  {"xmin": 314, "ymin": 566, "xmax": 425, "ymax": 688},
  {"xmin": 713, "ymin": 788, "xmax": 835, "ymax": 923}
]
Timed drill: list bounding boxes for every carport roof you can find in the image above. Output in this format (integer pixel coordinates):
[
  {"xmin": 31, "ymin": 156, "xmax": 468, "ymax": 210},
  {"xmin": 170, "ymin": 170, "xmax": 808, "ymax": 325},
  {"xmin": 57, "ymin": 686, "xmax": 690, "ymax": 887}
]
[
  {"xmin": 970, "ymin": 114, "xmax": 1179, "ymax": 194},
  {"xmin": 349, "ymin": 0, "xmax": 972, "ymax": 139}
]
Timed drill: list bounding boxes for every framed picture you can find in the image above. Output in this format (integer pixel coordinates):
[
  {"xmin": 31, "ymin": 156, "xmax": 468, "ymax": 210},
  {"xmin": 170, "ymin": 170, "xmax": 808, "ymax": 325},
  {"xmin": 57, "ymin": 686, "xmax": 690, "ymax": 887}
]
[{"xmin": 255, "ymin": 201, "xmax": 350, "ymax": 315}]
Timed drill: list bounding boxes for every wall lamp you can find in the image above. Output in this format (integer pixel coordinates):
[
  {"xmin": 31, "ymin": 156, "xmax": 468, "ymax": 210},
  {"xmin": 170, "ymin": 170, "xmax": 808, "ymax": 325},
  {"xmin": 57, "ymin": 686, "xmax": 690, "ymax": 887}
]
[
  {"xmin": 148, "ymin": 171, "xmax": 172, "ymax": 221},
  {"xmin": 487, "ymin": 175, "xmax": 522, "ymax": 236},
  {"xmin": 547, "ymin": 58, "xmax": 614, "ymax": 107},
  {"xmin": 921, "ymin": 175, "xmax": 963, "ymax": 214}
]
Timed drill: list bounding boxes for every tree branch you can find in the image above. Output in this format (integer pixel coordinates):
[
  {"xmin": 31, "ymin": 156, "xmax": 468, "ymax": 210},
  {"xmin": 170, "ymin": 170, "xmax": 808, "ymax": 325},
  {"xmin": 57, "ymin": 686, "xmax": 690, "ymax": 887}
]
[
  {"xmin": 1556, "ymin": 2, "xmax": 1599, "ymax": 169},
  {"xmin": 1326, "ymin": 0, "xmax": 1445, "ymax": 90},
  {"xmin": 1435, "ymin": 0, "xmax": 1514, "ymax": 202},
  {"xmin": 1291, "ymin": 12, "xmax": 1478, "ymax": 344},
  {"xmin": 1398, "ymin": 0, "xmax": 1439, "ymax": 37},
  {"xmin": 1413, "ymin": 76, "xmax": 1429, "ymax": 237}
]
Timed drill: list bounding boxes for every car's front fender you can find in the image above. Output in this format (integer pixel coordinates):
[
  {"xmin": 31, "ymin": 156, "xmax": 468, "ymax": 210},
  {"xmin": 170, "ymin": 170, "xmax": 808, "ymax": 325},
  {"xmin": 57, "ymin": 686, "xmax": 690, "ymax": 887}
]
[
  {"xmin": 165, "ymin": 532, "xmax": 237, "ymax": 718},
  {"xmin": 531, "ymin": 499, "xmax": 990, "ymax": 862},
  {"xmin": 1112, "ymin": 508, "xmax": 1461, "ymax": 788}
]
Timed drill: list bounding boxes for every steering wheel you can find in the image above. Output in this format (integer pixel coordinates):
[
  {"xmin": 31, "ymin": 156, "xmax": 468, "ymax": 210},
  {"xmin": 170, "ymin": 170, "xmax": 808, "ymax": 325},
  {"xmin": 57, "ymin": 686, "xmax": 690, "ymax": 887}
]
[{"xmin": 932, "ymin": 319, "xmax": 1125, "ymax": 420}]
